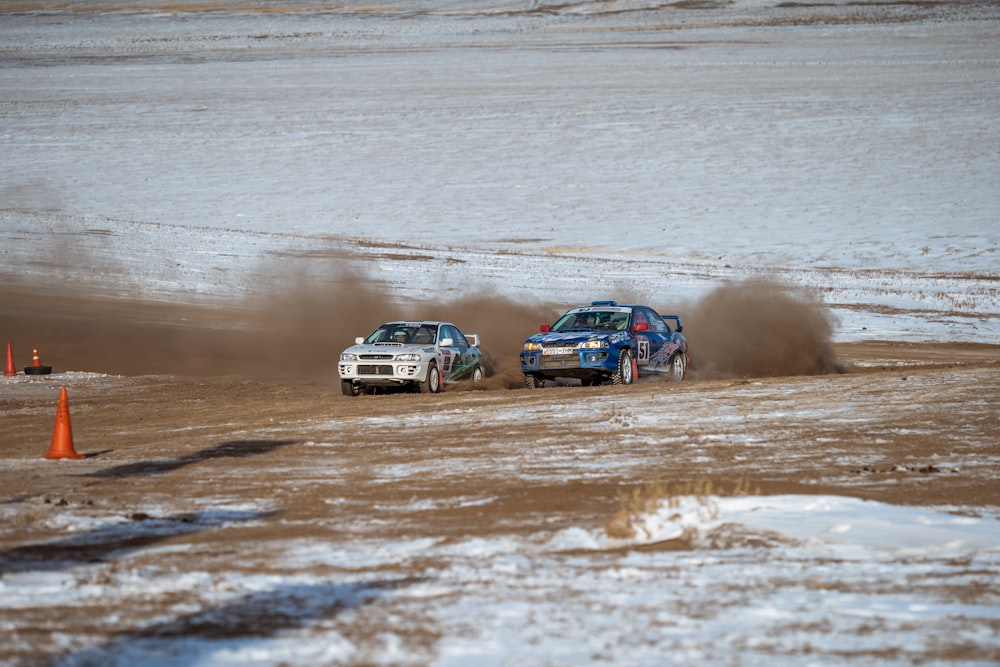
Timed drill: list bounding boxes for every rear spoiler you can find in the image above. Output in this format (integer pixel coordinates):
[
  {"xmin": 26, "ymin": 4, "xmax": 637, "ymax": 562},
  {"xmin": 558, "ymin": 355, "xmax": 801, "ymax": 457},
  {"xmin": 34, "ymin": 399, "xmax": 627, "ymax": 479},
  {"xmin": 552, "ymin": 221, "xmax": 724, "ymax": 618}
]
[
  {"xmin": 468, "ymin": 334, "xmax": 480, "ymax": 347},
  {"xmin": 661, "ymin": 315, "xmax": 683, "ymax": 333}
]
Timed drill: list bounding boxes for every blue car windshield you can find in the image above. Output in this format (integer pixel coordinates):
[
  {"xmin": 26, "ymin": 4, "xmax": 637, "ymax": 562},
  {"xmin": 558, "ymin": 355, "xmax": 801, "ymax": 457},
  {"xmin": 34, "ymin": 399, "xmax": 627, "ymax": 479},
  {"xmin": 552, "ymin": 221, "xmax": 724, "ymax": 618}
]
[{"xmin": 551, "ymin": 310, "xmax": 627, "ymax": 332}]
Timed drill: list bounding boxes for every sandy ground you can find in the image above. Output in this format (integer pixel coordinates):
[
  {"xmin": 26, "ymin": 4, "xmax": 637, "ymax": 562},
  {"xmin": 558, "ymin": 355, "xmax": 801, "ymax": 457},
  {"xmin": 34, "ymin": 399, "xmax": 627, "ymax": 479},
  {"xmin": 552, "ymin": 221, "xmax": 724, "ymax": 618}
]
[
  {"xmin": 2, "ymin": 326, "xmax": 999, "ymax": 663},
  {"xmin": 1, "ymin": 1, "xmax": 998, "ymax": 661}
]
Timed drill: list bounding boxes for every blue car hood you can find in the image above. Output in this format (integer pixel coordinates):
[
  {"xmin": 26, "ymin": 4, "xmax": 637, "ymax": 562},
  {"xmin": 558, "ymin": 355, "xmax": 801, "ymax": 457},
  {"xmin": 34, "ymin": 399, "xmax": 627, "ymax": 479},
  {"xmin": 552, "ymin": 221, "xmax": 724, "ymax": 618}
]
[{"xmin": 526, "ymin": 331, "xmax": 611, "ymax": 345}]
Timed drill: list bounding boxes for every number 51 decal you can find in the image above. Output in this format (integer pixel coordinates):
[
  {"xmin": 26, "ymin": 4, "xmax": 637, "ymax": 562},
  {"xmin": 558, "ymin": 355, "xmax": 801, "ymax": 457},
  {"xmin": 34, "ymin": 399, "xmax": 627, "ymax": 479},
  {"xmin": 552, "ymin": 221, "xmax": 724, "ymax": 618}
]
[{"xmin": 637, "ymin": 337, "xmax": 650, "ymax": 362}]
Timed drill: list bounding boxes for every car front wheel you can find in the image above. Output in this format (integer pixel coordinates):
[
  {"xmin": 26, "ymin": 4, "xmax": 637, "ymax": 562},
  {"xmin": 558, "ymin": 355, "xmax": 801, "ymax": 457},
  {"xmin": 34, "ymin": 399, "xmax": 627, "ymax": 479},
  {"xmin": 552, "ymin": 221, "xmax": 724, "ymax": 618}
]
[
  {"xmin": 523, "ymin": 373, "xmax": 543, "ymax": 389},
  {"xmin": 420, "ymin": 362, "xmax": 442, "ymax": 393},
  {"xmin": 612, "ymin": 349, "xmax": 634, "ymax": 385},
  {"xmin": 341, "ymin": 380, "xmax": 360, "ymax": 397},
  {"xmin": 472, "ymin": 365, "xmax": 485, "ymax": 383}
]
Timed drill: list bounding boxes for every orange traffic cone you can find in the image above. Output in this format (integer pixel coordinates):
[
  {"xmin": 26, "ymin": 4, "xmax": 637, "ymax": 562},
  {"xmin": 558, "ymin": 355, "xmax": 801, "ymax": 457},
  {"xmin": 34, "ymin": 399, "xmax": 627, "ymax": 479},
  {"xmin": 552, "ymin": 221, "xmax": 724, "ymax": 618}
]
[
  {"xmin": 4, "ymin": 342, "xmax": 16, "ymax": 377},
  {"xmin": 24, "ymin": 346, "xmax": 53, "ymax": 375},
  {"xmin": 45, "ymin": 387, "xmax": 84, "ymax": 460},
  {"xmin": 631, "ymin": 356, "xmax": 639, "ymax": 384}
]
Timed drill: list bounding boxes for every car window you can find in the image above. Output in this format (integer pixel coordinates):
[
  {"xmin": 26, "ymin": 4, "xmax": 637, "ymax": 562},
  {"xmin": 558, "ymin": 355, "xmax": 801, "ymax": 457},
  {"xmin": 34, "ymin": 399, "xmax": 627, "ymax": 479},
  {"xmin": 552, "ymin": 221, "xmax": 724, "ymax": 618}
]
[
  {"xmin": 552, "ymin": 312, "xmax": 584, "ymax": 331},
  {"xmin": 609, "ymin": 312, "xmax": 629, "ymax": 330},
  {"xmin": 367, "ymin": 325, "xmax": 403, "ymax": 344},
  {"xmin": 451, "ymin": 328, "xmax": 469, "ymax": 348},
  {"xmin": 441, "ymin": 325, "xmax": 468, "ymax": 348},
  {"xmin": 633, "ymin": 309, "xmax": 650, "ymax": 329},
  {"xmin": 591, "ymin": 311, "xmax": 616, "ymax": 329},
  {"xmin": 569, "ymin": 313, "xmax": 597, "ymax": 329},
  {"xmin": 553, "ymin": 310, "xmax": 622, "ymax": 331},
  {"xmin": 644, "ymin": 308, "xmax": 669, "ymax": 333},
  {"xmin": 412, "ymin": 326, "xmax": 436, "ymax": 345}
]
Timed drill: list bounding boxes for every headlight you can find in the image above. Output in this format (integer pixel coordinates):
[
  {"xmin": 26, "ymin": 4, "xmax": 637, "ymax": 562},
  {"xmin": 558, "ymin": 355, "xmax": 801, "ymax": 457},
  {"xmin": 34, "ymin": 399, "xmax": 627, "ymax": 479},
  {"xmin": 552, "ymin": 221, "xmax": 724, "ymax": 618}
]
[
  {"xmin": 523, "ymin": 342, "xmax": 543, "ymax": 352},
  {"xmin": 340, "ymin": 353, "xmax": 358, "ymax": 361},
  {"xmin": 579, "ymin": 339, "xmax": 608, "ymax": 349},
  {"xmin": 395, "ymin": 353, "xmax": 421, "ymax": 362}
]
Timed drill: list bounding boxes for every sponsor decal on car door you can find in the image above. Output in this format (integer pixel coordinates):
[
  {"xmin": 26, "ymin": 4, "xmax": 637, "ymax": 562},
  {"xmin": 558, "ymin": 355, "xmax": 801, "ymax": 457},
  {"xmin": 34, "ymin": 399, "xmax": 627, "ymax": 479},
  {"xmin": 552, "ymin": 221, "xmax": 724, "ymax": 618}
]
[{"xmin": 439, "ymin": 348, "xmax": 454, "ymax": 375}]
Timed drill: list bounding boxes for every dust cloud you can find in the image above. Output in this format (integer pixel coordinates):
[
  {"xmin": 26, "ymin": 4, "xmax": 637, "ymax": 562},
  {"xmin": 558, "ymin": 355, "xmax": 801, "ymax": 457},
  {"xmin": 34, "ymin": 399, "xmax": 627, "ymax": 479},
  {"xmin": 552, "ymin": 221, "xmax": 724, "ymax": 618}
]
[
  {"xmin": 0, "ymin": 259, "xmax": 557, "ymax": 387},
  {"xmin": 238, "ymin": 265, "xmax": 557, "ymax": 387},
  {"xmin": 1, "ymin": 257, "xmax": 841, "ymax": 386},
  {"xmin": 680, "ymin": 279, "xmax": 843, "ymax": 379},
  {"xmin": 413, "ymin": 295, "xmax": 561, "ymax": 390}
]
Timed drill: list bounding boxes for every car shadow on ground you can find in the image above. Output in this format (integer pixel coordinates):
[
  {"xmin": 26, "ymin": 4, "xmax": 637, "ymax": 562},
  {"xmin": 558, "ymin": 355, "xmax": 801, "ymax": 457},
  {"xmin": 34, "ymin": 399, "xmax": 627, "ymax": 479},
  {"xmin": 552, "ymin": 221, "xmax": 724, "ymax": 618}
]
[
  {"xmin": 0, "ymin": 509, "xmax": 278, "ymax": 575},
  {"xmin": 41, "ymin": 576, "xmax": 430, "ymax": 667},
  {"xmin": 80, "ymin": 439, "xmax": 299, "ymax": 478}
]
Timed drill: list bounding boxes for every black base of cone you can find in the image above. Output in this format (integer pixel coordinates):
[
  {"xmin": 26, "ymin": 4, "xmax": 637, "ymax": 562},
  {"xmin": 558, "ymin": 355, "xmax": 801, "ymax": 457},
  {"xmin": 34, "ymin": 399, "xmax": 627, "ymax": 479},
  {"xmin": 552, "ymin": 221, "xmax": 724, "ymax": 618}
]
[{"xmin": 24, "ymin": 366, "xmax": 52, "ymax": 375}]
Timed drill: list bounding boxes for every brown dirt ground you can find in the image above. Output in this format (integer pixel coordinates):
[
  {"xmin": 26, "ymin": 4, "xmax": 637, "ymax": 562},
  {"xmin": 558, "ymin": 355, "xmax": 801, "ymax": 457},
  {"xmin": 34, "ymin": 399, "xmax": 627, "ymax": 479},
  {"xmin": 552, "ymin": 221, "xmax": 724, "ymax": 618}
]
[
  {"xmin": 2, "ymin": 281, "xmax": 999, "ymax": 528},
  {"xmin": 3, "ymin": 339, "xmax": 998, "ymax": 535},
  {"xmin": 2, "ymin": 292, "xmax": 999, "ymax": 664}
]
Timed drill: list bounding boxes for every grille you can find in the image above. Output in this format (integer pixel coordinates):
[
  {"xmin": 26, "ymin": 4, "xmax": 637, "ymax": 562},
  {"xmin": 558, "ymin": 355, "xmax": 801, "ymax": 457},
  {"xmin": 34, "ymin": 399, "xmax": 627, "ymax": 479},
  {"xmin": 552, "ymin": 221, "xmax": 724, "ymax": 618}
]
[
  {"xmin": 540, "ymin": 356, "xmax": 578, "ymax": 369},
  {"xmin": 360, "ymin": 354, "xmax": 394, "ymax": 360},
  {"xmin": 358, "ymin": 364, "xmax": 394, "ymax": 375}
]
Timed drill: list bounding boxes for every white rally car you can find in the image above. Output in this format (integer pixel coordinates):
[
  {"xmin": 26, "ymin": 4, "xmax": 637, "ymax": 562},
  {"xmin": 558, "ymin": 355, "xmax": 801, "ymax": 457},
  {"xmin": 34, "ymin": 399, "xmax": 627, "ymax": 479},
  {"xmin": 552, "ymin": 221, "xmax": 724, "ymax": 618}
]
[{"xmin": 338, "ymin": 320, "xmax": 485, "ymax": 396}]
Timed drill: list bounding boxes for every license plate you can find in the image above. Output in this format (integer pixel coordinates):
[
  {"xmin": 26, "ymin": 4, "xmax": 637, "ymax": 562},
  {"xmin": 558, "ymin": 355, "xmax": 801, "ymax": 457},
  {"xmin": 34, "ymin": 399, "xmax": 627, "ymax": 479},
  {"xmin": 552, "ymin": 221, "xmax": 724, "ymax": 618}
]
[{"xmin": 543, "ymin": 347, "xmax": 576, "ymax": 355}]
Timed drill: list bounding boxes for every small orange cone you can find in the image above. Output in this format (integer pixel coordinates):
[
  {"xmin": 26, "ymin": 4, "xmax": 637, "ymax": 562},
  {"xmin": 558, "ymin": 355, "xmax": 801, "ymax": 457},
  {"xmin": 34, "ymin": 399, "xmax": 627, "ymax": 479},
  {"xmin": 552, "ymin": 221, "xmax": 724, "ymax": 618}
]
[
  {"xmin": 631, "ymin": 356, "xmax": 638, "ymax": 384},
  {"xmin": 24, "ymin": 346, "xmax": 53, "ymax": 375},
  {"xmin": 45, "ymin": 387, "xmax": 84, "ymax": 460},
  {"xmin": 4, "ymin": 342, "xmax": 16, "ymax": 377}
]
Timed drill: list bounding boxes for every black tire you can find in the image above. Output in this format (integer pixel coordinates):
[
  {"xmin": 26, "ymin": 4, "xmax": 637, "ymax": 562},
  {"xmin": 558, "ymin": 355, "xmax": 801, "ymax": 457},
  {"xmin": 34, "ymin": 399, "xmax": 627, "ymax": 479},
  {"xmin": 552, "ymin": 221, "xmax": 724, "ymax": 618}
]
[
  {"xmin": 420, "ymin": 362, "xmax": 441, "ymax": 394},
  {"xmin": 472, "ymin": 365, "xmax": 485, "ymax": 383},
  {"xmin": 341, "ymin": 380, "xmax": 360, "ymax": 397},
  {"xmin": 523, "ymin": 373, "xmax": 543, "ymax": 389},
  {"xmin": 612, "ymin": 349, "xmax": 634, "ymax": 385},
  {"xmin": 24, "ymin": 366, "xmax": 52, "ymax": 375},
  {"xmin": 669, "ymin": 352, "xmax": 687, "ymax": 381}
]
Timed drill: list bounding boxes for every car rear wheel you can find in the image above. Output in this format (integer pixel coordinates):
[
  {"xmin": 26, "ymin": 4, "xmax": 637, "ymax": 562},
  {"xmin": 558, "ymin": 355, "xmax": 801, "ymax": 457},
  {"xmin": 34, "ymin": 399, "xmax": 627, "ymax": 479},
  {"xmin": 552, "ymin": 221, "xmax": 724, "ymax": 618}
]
[
  {"xmin": 341, "ymin": 380, "xmax": 360, "ymax": 397},
  {"xmin": 669, "ymin": 352, "xmax": 687, "ymax": 381},
  {"xmin": 523, "ymin": 373, "xmax": 543, "ymax": 389},
  {"xmin": 420, "ymin": 362, "xmax": 442, "ymax": 393},
  {"xmin": 612, "ymin": 349, "xmax": 634, "ymax": 385}
]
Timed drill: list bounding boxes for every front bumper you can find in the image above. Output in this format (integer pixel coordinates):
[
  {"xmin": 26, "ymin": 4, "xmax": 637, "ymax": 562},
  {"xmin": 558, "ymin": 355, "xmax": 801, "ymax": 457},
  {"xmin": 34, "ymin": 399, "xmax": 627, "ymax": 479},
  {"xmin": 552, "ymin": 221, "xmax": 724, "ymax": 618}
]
[
  {"xmin": 339, "ymin": 361, "xmax": 428, "ymax": 385},
  {"xmin": 520, "ymin": 350, "xmax": 612, "ymax": 377}
]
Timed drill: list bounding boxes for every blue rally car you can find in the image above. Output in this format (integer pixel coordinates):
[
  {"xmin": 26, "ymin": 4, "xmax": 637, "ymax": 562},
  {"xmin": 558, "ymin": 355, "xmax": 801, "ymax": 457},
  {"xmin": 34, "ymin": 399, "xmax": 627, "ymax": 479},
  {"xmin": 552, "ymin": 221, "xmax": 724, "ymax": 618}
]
[{"xmin": 520, "ymin": 301, "xmax": 688, "ymax": 388}]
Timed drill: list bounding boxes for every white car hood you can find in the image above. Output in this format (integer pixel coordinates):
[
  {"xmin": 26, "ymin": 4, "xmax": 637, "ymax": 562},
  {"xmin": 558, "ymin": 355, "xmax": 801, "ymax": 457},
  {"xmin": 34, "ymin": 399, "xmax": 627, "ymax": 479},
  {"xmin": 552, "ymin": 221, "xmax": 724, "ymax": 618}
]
[{"xmin": 343, "ymin": 343, "xmax": 437, "ymax": 356}]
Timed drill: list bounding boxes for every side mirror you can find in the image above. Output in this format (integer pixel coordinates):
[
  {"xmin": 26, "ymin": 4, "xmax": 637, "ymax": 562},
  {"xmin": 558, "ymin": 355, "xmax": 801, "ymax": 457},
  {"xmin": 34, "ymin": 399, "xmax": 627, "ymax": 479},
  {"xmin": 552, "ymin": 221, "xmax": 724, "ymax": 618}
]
[
  {"xmin": 439, "ymin": 337, "xmax": 454, "ymax": 347},
  {"xmin": 540, "ymin": 325, "xmax": 551, "ymax": 333},
  {"xmin": 633, "ymin": 322, "xmax": 649, "ymax": 333},
  {"xmin": 355, "ymin": 337, "xmax": 365, "ymax": 345}
]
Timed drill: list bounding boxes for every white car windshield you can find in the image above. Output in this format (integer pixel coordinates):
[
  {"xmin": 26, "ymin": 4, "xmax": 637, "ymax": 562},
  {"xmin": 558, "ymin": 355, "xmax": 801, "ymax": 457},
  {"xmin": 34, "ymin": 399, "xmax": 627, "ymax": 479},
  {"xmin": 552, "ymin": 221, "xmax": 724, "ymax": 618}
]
[{"xmin": 366, "ymin": 324, "xmax": 438, "ymax": 344}]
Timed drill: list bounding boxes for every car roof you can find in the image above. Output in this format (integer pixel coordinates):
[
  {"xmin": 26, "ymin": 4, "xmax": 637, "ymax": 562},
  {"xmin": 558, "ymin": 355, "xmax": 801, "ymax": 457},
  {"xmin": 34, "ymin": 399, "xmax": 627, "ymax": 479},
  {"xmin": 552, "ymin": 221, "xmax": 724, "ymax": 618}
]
[
  {"xmin": 565, "ymin": 302, "xmax": 636, "ymax": 313},
  {"xmin": 380, "ymin": 321, "xmax": 450, "ymax": 327}
]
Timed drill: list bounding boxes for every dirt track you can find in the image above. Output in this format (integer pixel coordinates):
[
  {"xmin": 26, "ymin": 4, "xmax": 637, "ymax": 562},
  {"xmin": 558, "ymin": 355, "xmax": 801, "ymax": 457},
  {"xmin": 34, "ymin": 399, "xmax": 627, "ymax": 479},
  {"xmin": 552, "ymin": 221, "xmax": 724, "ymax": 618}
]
[
  {"xmin": 3, "ymin": 339, "xmax": 999, "ymax": 509},
  {"xmin": 2, "ymin": 0, "xmax": 999, "ymax": 660},
  {"xmin": 2, "ymin": 333, "xmax": 1000, "ymax": 664}
]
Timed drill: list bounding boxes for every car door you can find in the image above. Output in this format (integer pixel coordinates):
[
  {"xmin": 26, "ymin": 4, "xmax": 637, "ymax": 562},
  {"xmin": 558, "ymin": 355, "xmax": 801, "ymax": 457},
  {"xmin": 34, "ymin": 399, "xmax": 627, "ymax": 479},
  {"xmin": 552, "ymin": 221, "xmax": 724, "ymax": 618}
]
[
  {"xmin": 437, "ymin": 324, "xmax": 463, "ymax": 381},
  {"xmin": 447, "ymin": 325, "xmax": 481, "ymax": 381},
  {"xmin": 639, "ymin": 307, "xmax": 672, "ymax": 371},
  {"xmin": 630, "ymin": 308, "xmax": 651, "ymax": 367}
]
